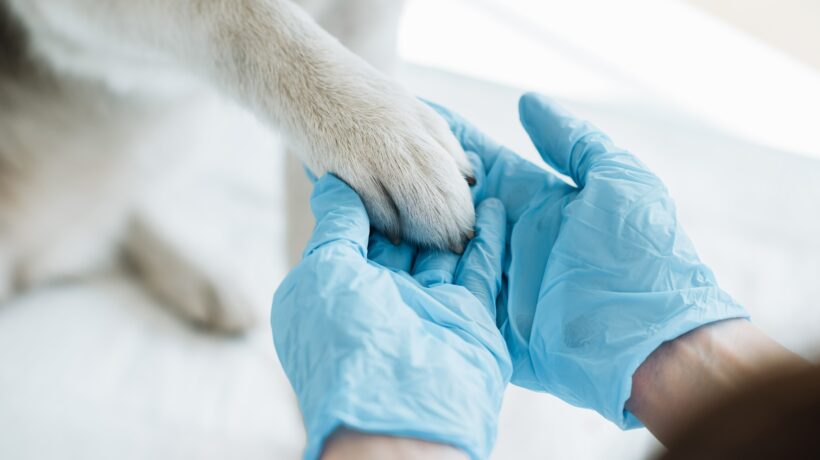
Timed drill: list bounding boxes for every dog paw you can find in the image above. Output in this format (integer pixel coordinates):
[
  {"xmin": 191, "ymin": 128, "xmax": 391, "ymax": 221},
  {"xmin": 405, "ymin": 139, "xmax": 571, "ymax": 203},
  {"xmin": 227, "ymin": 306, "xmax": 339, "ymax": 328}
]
[
  {"xmin": 298, "ymin": 79, "xmax": 475, "ymax": 252},
  {"xmin": 126, "ymin": 217, "xmax": 260, "ymax": 334}
]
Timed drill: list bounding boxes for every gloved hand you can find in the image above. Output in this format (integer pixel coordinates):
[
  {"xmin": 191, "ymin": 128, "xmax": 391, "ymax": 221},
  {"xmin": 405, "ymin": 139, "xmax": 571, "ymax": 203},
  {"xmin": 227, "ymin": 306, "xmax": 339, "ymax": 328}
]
[
  {"xmin": 429, "ymin": 93, "xmax": 748, "ymax": 428},
  {"xmin": 271, "ymin": 174, "xmax": 511, "ymax": 460}
]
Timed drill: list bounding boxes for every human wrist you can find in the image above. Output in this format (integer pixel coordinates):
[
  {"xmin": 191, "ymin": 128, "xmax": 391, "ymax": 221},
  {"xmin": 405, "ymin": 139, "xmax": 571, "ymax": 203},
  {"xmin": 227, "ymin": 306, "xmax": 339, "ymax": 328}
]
[
  {"xmin": 658, "ymin": 319, "xmax": 807, "ymax": 393},
  {"xmin": 627, "ymin": 319, "xmax": 808, "ymax": 443},
  {"xmin": 321, "ymin": 429, "xmax": 469, "ymax": 460}
]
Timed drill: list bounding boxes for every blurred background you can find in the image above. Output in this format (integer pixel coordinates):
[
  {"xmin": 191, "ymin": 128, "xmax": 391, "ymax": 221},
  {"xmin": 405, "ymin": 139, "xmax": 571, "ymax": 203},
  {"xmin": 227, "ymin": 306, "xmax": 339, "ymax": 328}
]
[{"xmin": 1, "ymin": 0, "xmax": 819, "ymax": 459}]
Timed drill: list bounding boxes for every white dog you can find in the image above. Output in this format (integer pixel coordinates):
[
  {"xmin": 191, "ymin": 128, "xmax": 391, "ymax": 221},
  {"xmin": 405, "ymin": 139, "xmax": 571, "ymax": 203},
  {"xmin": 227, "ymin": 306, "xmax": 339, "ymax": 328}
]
[{"xmin": 0, "ymin": 0, "xmax": 475, "ymax": 331}]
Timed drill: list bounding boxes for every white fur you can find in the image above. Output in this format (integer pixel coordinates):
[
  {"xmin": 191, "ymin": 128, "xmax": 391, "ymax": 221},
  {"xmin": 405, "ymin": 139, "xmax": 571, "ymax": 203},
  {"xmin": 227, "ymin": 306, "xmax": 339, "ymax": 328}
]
[{"xmin": 0, "ymin": 0, "xmax": 475, "ymax": 331}]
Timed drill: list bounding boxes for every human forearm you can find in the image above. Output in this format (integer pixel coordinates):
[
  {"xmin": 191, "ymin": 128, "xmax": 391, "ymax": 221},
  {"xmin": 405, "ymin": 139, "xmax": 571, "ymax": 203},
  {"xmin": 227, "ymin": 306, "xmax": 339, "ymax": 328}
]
[
  {"xmin": 627, "ymin": 319, "xmax": 809, "ymax": 444},
  {"xmin": 321, "ymin": 430, "xmax": 468, "ymax": 460}
]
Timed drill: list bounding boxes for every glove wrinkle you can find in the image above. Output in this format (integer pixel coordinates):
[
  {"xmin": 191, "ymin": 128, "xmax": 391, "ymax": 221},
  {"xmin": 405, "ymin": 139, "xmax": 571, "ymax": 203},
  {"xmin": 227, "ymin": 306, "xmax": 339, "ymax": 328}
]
[{"xmin": 429, "ymin": 94, "xmax": 748, "ymax": 429}]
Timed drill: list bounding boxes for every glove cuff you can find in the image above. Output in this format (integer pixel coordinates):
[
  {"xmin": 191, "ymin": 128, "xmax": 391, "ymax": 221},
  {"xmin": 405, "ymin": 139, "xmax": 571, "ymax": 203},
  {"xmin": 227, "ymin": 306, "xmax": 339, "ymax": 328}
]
[
  {"xmin": 529, "ymin": 287, "xmax": 748, "ymax": 429},
  {"xmin": 298, "ymin": 365, "xmax": 507, "ymax": 460}
]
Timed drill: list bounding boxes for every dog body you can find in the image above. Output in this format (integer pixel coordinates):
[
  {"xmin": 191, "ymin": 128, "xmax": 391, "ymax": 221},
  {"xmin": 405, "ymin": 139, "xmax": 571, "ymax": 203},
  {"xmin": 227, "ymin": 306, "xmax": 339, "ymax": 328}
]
[{"xmin": 0, "ymin": 0, "xmax": 474, "ymax": 330}]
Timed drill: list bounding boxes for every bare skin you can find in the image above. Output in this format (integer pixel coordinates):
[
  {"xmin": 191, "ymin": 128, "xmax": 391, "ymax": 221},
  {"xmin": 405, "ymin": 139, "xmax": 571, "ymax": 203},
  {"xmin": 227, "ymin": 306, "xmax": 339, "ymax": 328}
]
[
  {"xmin": 626, "ymin": 318, "xmax": 810, "ymax": 444},
  {"xmin": 321, "ymin": 429, "xmax": 468, "ymax": 460}
]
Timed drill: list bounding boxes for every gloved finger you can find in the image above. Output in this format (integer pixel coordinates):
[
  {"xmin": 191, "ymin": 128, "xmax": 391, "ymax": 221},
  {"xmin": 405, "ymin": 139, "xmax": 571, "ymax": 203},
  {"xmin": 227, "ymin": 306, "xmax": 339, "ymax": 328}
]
[
  {"xmin": 412, "ymin": 247, "xmax": 460, "ymax": 287},
  {"xmin": 466, "ymin": 151, "xmax": 488, "ymax": 204},
  {"xmin": 454, "ymin": 199, "xmax": 507, "ymax": 314},
  {"xmin": 368, "ymin": 232, "xmax": 416, "ymax": 272},
  {"xmin": 423, "ymin": 99, "xmax": 506, "ymax": 170},
  {"xmin": 303, "ymin": 165, "xmax": 318, "ymax": 184},
  {"xmin": 519, "ymin": 92, "xmax": 660, "ymax": 189},
  {"xmin": 303, "ymin": 174, "xmax": 370, "ymax": 258}
]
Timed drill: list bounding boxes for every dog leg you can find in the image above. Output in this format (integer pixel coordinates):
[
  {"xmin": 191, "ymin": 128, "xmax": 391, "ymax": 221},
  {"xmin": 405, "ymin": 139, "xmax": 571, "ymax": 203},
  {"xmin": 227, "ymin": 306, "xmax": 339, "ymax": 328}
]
[
  {"xmin": 124, "ymin": 214, "xmax": 260, "ymax": 333},
  {"xmin": 297, "ymin": 0, "xmax": 405, "ymax": 73},
  {"xmin": 117, "ymin": 95, "xmax": 284, "ymax": 333},
  {"xmin": 284, "ymin": 0, "xmax": 406, "ymax": 264},
  {"xmin": 6, "ymin": 0, "xmax": 475, "ymax": 251}
]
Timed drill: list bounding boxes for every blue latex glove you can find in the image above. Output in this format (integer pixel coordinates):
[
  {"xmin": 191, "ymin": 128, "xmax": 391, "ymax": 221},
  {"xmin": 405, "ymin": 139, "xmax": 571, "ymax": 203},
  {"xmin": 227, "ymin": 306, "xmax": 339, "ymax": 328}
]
[
  {"xmin": 429, "ymin": 93, "xmax": 748, "ymax": 428},
  {"xmin": 271, "ymin": 174, "xmax": 511, "ymax": 460}
]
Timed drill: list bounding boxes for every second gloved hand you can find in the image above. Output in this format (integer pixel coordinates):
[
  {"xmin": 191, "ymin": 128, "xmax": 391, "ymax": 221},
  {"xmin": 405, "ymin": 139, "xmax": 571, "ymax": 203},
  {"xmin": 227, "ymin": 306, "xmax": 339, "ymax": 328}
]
[
  {"xmin": 272, "ymin": 174, "xmax": 511, "ymax": 460},
  {"xmin": 430, "ymin": 93, "xmax": 748, "ymax": 429}
]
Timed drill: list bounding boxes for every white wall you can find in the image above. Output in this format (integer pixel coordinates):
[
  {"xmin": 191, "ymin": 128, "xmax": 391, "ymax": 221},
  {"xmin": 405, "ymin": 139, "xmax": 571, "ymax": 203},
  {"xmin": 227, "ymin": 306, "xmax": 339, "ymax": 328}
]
[{"xmin": 686, "ymin": 0, "xmax": 820, "ymax": 71}]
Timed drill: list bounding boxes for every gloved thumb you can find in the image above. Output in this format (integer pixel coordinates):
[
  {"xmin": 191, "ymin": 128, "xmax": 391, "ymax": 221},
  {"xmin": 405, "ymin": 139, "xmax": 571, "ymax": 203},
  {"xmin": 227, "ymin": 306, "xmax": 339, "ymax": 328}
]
[
  {"xmin": 304, "ymin": 174, "xmax": 370, "ymax": 258},
  {"xmin": 519, "ymin": 92, "xmax": 656, "ymax": 189},
  {"xmin": 518, "ymin": 92, "xmax": 608, "ymax": 187},
  {"xmin": 455, "ymin": 198, "xmax": 507, "ymax": 315}
]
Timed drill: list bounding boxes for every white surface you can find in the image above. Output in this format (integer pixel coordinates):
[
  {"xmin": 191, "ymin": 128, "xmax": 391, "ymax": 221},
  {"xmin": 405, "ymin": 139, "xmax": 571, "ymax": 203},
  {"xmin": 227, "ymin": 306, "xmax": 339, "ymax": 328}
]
[
  {"xmin": 3, "ymin": 2, "xmax": 820, "ymax": 459},
  {"xmin": 0, "ymin": 277, "xmax": 303, "ymax": 460}
]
